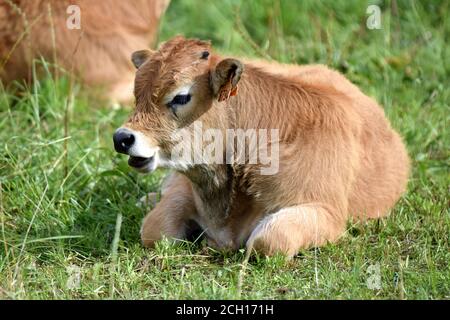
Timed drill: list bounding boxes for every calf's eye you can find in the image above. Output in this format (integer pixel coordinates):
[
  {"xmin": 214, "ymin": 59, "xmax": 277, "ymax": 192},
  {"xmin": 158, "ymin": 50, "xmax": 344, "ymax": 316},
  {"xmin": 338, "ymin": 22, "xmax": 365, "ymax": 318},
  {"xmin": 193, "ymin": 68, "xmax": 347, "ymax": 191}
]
[{"xmin": 170, "ymin": 94, "xmax": 191, "ymax": 106}]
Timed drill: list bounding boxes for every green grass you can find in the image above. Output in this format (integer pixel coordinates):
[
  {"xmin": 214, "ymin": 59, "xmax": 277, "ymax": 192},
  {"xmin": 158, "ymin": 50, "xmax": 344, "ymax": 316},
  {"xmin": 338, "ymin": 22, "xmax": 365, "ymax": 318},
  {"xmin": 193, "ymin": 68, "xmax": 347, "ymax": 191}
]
[{"xmin": 0, "ymin": 0, "xmax": 449, "ymax": 299}]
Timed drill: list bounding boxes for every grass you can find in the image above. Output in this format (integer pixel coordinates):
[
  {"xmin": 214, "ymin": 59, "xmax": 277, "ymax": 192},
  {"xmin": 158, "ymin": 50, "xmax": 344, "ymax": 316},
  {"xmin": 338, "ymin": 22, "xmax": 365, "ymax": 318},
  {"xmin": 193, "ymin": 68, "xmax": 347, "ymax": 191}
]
[{"xmin": 0, "ymin": 0, "xmax": 449, "ymax": 299}]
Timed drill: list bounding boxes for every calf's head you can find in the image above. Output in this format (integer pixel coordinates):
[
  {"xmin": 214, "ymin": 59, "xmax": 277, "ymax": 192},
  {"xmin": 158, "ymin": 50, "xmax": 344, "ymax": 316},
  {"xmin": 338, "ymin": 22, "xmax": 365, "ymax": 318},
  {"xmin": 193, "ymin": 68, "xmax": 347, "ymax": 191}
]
[{"xmin": 113, "ymin": 37, "xmax": 243, "ymax": 172}]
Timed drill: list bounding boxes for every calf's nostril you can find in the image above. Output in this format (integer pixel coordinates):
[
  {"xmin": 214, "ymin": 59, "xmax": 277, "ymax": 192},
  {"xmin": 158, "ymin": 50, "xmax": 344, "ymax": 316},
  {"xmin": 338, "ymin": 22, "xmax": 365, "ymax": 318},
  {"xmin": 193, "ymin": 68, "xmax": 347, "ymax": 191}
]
[
  {"xmin": 113, "ymin": 129, "xmax": 135, "ymax": 154},
  {"xmin": 122, "ymin": 134, "xmax": 135, "ymax": 148}
]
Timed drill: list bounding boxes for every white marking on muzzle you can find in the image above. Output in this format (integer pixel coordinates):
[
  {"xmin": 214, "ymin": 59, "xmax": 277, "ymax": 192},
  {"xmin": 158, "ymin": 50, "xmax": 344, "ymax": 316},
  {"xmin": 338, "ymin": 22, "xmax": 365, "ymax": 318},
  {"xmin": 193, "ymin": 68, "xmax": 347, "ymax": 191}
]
[{"xmin": 118, "ymin": 128, "xmax": 159, "ymax": 159}]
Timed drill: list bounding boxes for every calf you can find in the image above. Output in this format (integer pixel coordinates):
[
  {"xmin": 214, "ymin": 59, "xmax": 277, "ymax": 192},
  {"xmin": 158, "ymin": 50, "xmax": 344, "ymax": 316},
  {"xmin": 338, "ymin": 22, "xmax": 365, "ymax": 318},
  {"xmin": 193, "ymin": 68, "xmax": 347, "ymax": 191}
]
[
  {"xmin": 113, "ymin": 36, "xmax": 410, "ymax": 256},
  {"xmin": 0, "ymin": 0, "xmax": 169, "ymax": 103}
]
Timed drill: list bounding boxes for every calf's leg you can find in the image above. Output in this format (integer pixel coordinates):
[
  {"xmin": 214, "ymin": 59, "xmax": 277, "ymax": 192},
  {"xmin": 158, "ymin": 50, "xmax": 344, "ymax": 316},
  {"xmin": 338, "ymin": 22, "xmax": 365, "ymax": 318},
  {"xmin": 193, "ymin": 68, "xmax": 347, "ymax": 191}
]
[
  {"xmin": 140, "ymin": 173, "xmax": 198, "ymax": 247},
  {"xmin": 246, "ymin": 203, "xmax": 346, "ymax": 257}
]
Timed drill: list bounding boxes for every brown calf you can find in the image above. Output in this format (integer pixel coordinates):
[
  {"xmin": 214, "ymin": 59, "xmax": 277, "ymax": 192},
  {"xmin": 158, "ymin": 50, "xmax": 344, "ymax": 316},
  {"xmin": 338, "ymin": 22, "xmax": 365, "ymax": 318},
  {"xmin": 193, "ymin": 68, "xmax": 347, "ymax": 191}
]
[
  {"xmin": 113, "ymin": 36, "xmax": 410, "ymax": 256},
  {"xmin": 0, "ymin": 0, "xmax": 169, "ymax": 103}
]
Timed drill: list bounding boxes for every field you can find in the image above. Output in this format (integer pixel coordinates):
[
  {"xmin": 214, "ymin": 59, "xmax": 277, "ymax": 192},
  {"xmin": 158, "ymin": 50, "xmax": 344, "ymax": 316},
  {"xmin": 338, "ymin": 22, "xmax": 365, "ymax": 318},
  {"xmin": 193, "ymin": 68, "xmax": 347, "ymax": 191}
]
[{"xmin": 0, "ymin": 0, "xmax": 449, "ymax": 299}]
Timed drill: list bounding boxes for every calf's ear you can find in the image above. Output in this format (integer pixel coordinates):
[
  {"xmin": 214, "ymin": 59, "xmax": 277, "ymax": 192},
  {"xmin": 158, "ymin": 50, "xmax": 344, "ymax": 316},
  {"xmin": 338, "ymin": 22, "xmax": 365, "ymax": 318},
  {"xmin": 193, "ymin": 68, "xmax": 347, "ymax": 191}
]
[
  {"xmin": 131, "ymin": 49, "xmax": 154, "ymax": 69},
  {"xmin": 211, "ymin": 58, "xmax": 243, "ymax": 102}
]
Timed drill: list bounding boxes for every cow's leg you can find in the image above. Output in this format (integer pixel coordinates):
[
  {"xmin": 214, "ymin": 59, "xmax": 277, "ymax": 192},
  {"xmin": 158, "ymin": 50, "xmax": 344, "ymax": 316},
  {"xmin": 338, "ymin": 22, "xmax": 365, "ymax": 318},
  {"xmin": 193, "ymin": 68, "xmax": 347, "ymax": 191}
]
[
  {"xmin": 140, "ymin": 173, "xmax": 198, "ymax": 247},
  {"xmin": 246, "ymin": 203, "xmax": 346, "ymax": 257}
]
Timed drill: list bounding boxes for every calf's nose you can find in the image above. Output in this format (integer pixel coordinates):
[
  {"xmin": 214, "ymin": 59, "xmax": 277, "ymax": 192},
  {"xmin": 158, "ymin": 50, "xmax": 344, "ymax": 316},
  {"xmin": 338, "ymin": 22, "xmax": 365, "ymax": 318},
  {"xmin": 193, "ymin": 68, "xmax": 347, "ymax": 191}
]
[{"xmin": 113, "ymin": 128, "xmax": 135, "ymax": 154}]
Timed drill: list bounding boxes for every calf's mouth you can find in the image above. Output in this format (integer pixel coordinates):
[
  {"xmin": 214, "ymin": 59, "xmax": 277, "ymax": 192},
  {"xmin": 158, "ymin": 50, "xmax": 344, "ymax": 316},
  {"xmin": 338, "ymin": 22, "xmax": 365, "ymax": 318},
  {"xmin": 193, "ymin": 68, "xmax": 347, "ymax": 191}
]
[{"xmin": 128, "ymin": 155, "xmax": 156, "ymax": 173}]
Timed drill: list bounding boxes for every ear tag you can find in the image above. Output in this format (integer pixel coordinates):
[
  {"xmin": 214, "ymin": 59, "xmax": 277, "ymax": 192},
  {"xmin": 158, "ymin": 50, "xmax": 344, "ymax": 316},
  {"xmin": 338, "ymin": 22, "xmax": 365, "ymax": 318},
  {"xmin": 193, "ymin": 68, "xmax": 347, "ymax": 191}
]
[{"xmin": 218, "ymin": 78, "xmax": 238, "ymax": 102}]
